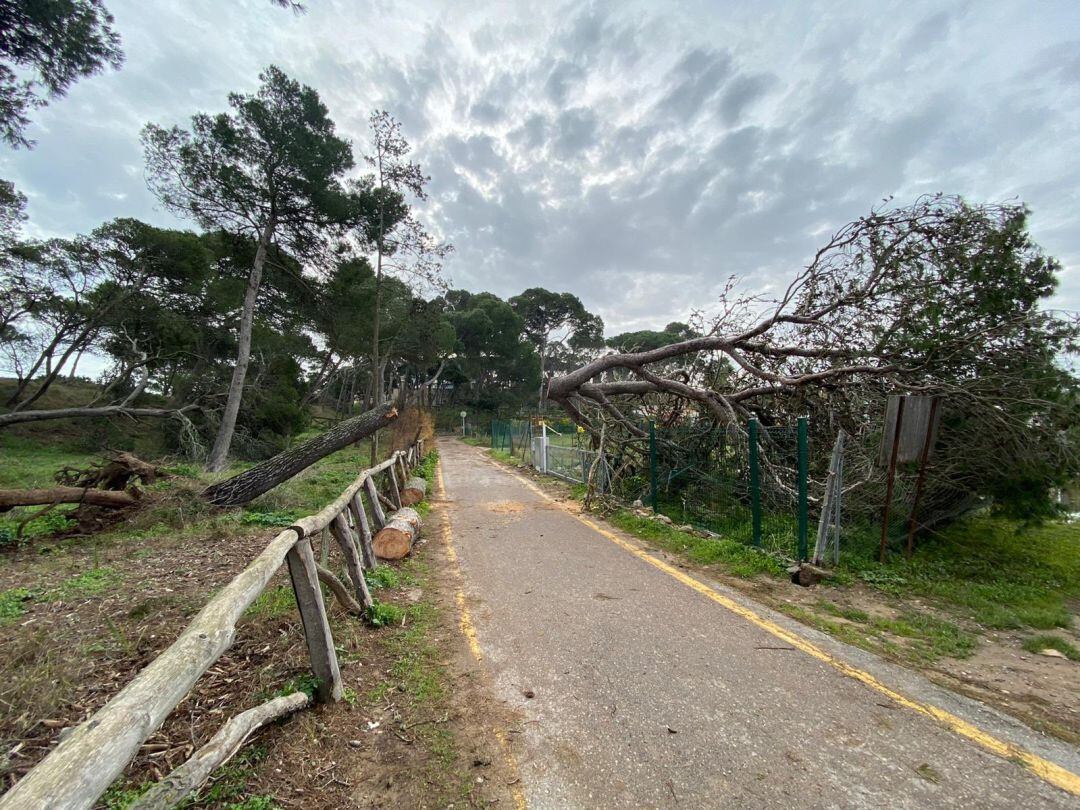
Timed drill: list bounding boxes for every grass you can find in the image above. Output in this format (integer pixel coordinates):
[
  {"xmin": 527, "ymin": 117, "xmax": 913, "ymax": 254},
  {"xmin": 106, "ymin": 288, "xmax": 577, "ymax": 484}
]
[
  {"xmin": 839, "ymin": 516, "xmax": 1080, "ymax": 631},
  {"xmin": 1022, "ymin": 634, "xmax": 1080, "ymax": 661},
  {"xmin": 244, "ymin": 585, "xmax": 296, "ymax": 620},
  {"xmin": 0, "ymin": 586, "xmax": 33, "ymax": 624},
  {"xmin": 607, "ymin": 509, "xmax": 787, "ymax": 578}
]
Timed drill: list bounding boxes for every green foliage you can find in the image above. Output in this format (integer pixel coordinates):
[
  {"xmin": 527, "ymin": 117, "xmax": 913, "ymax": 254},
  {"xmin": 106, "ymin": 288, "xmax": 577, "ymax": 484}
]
[
  {"xmin": 1021, "ymin": 634, "xmax": 1080, "ymax": 661},
  {"xmin": 51, "ymin": 566, "xmax": 122, "ymax": 599},
  {"xmin": 0, "ymin": 587, "xmax": 33, "ymax": 624},
  {"xmin": 367, "ymin": 599, "xmax": 406, "ymax": 627},
  {"xmin": 100, "ymin": 781, "xmax": 149, "ymax": 809},
  {"xmin": 240, "ymin": 509, "xmax": 299, "ymax": 527},
  {"xmin": 364, "ymin": 565, "xmax": 402, "ymax": 590},
  {"xmin": 0, "ymin": 0, "xmax": 124, "ymax": 148},
  {"xmin": 414, "ymin": 449, "xmax": 439, "ymax": 482},
  {"xmin": 841, "ymin": 516, "xmax": 1079, "ymax": 631}
]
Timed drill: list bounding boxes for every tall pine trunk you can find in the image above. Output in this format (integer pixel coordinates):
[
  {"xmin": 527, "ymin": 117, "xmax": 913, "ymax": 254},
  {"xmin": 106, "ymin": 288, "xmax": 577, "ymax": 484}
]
[{"xmin": 206, "ymin": 218, "xmax": 275, "ymax": 472}]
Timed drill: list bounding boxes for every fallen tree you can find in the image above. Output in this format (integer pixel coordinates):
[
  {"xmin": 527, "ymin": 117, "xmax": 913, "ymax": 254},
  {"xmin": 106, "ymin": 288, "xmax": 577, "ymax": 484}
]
[
  {"xmin": 545, "ymin": 196, "xmax": 1079, "ymax": 522},
  {"xmin": 0, "ymin": 487, "xmax": 138, "ymax": 511},
  {"xmin": 202, "ymin": 402, "xmax": 399, "ymax": 506}
]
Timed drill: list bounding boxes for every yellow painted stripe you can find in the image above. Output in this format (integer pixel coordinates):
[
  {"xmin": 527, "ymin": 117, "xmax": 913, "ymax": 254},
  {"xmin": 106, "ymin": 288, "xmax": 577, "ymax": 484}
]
[
  {"xmin": 434, "ymin": 461, "xmax": 528, "ymax": 810},
  {"xmin": 480, "ymin": 451, "xmax": 1080, "ymax": 799}
]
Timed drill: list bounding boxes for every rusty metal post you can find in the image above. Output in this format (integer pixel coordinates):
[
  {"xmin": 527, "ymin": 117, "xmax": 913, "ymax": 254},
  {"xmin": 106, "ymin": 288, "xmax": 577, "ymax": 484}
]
[
  {"xmin": 879, "ymin": 396, "xmax": 906, "ymax": 563},
  {"xmin": 905, "ymin": 397, "xmax": 940, "ymax": 558}
]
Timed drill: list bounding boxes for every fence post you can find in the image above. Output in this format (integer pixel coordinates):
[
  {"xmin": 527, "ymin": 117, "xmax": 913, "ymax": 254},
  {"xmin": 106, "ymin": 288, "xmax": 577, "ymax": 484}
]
[
  {"xmin": 797, "ymin": 416, "xmax": 809, "ymax": 561},
  {"xmin": 649, "ymin": 420, "xmax": 658, "ymax": 512},
  {"xmin": 285, "ymin": 536, "xmax": 342, "ymax": 703},
  {"xmin": 748, "ymin": 417, "xmax": 762, "ymax": 547}
]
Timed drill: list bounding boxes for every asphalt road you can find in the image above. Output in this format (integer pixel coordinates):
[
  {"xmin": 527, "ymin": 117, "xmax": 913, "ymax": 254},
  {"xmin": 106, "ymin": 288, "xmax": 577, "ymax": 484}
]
[{"xmin": 436, "ymin": 439, "xmax": 1080, "ymax": 809}]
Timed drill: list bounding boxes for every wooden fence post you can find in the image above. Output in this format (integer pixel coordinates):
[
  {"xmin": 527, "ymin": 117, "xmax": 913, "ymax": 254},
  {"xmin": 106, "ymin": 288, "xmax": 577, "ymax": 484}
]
[
  {"xmin": 330, "ymin": 513, "xmax": 374, "ymax": 611},
  {"xmin": 350, "ymin": 493, "xmax": 377, "ymax": 569},
  {"xmin": 387, "ymin": 464, "xmax": 403, "ymax": 510},
  {"xmin": 285, "ymin": 536, "xmax": 342, "ymax": 704},
  {"xmin": 365, "ymin": 475, "xmax": 387, "ymax": 530}
]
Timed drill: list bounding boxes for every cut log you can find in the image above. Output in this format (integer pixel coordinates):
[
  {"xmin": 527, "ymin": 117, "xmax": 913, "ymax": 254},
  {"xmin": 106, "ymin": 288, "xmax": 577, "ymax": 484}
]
[
  {"xmin": 0, "ymin": 487, "xmax": 138, "ymax": 512},
  {"xmin": 372, "ymin": 507, "xmax": 422, "ymax": 561},
  {"xmin": 400, "ymin": 477, "xmax": 427, "ymax": 507},
  {"xmin": 129, "ymin": 692, "xmax": 310, "ymax": 810}
]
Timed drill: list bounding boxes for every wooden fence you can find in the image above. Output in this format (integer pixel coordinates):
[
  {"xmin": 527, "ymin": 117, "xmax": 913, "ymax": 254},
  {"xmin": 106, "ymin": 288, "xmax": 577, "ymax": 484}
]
[{"xmin": 0, "ymin": 439, "xmax": 426, "ymax": 810}]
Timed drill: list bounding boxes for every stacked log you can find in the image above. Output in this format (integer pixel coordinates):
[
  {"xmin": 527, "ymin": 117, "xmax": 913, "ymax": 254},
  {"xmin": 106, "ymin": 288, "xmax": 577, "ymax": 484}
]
[
  {"xmin": 400, "ymin": 477, "xmax": 427, "ymax": 506},
  {"xmin": 372, "ymin": 507, "xmax": 422, "ymax": 560}
]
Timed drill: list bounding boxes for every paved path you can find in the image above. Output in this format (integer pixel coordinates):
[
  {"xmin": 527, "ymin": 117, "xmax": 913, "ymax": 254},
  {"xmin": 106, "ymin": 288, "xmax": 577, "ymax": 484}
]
[{"xmin": 436, "ymin": 440, "xmax": 1080, "ymax": 808}]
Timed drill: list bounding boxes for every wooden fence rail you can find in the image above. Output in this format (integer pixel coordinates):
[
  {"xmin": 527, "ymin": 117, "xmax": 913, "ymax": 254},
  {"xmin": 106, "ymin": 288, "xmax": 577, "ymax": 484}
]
[{"xmin": 0, "ymin": 439, "xmax": 425, "ymax": 810}]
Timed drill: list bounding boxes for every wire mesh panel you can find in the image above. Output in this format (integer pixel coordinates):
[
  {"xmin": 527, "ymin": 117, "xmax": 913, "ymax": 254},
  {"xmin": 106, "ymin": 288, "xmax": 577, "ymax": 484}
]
[
  {"xmin": 544, "ymin": 444, "xmax": 609, "ymax": 490},
  {"xmin": 617, "ymin": 420, "xmax": 805, "ymax": 559}
]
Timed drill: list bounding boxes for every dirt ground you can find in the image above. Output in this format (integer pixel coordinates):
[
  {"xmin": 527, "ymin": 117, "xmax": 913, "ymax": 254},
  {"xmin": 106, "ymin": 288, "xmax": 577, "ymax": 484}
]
[{"xmin": 0, "ymin": 479, "xmax": 520, "ymax": 807}]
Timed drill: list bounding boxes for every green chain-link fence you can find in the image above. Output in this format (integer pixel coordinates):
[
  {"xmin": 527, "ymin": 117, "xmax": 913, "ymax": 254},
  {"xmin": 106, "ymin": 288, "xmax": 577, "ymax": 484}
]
[{"xmin": 608, "ymin": 417, "xmax": 810, "ymax": 561}]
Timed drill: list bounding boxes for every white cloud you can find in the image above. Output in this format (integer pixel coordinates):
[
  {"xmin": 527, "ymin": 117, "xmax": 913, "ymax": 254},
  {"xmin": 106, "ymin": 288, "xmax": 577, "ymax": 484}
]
[{"xmin": 2, "ymin": 0, "xmax": 1079, "ymax": 335}]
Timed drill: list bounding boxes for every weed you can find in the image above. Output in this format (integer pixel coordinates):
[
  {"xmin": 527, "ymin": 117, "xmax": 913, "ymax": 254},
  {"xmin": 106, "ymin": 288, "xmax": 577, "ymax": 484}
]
[
  {"xmin": 342, "ymin": 686, "xmax": 359, "ymax": 706},
  {"xmin": 1022, "ymin": 634, "xmax": 1080, "ymax": 661},
  {"xmin": 367, "ymin": 600, "xmax": 406, "ymax": 627},
  {"xmin": 43, "ymin": 566, "xmax": 122, "ymax": 601},
  {"xmin": 0, "ymin": 587, "xmax": 33, "ymax": 624},
  {"xmin": 816, "ymin": 600, "xmax": 870, "ymax": 623},
  {"xmin": 100, "ymin": 781, "xmax": 149, "ymax": 809},
  {"xmin": 365, "ymin": 565, "xmax": 401, "ymax": 589},
  {"xmin": 240, "ymin": 510, "xmax": 299, "ymax": 528},
  {"xmin": 414, "ymin": 450, "xmax": 439, "ymax": 482}
]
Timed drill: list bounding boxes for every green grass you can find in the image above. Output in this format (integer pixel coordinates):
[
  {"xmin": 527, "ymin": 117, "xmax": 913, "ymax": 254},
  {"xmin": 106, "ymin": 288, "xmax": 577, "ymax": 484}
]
[
  {"xmin": 414, "ymin": 449, "xmax": 439, "ymax": 481},
  {"xmin": 1022, "ymin": 634, "xmax": 1080, "ymax": 661},
  {"xmin": 840, "ymin": 516, "xmax": 1080, "ymax": 631},
  {"xmin": 0, "ymin": 587, "xmax": 33, "ymax": 624},
  {"xmin": 244, "ymin": 585, "xmax": 296, "ymax": 620},
  {"xmin": 367, "ymin": 599, "xmax": 407, "ymax": 627},
  {"xmin": 607, "ymin": 509, "xmax": 787, "ymax": 578}
]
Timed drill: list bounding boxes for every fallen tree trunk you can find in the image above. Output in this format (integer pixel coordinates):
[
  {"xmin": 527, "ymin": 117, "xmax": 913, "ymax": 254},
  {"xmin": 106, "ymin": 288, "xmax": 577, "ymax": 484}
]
[
  {"xmin": 372, "ymin": 507, "xmax": 422, "ymax": 560},
  {"xmin": 130, "ymin": 692, "xmax": 311, "ymax": 810},
  {"xmin": 400, "ymin": 477, "xmax": 427, "ymax": 506},
  {"xmin": 0, "ymin": 404, "xmax": 197, "ymax": 430},
  {"xmin": 202, "ymin": 402, "xmax": 398, "ymax": 506},
  {"xmin": 0, "ymin": 487, "xmax": 138, "ymax": 512}
]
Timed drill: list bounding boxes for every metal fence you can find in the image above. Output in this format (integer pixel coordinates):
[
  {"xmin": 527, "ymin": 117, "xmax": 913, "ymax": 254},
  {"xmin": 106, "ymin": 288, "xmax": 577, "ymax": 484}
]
[
  {"xmin": 605, "ymin": 418, "xmax": 810, "ymax": 561},
  {"xmin": 488, "ymin": 414, "xmax": 811, "ymax": 561}
]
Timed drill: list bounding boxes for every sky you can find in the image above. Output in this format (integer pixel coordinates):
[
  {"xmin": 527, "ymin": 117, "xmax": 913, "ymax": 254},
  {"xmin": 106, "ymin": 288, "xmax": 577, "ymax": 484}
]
[{"xmin": 3, "ymin": 0, "xmax": 1079, "ymax": 338}]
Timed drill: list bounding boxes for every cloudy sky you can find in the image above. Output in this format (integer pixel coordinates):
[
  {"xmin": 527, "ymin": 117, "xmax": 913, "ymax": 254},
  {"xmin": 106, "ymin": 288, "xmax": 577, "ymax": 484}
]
[{"xmin": 3, "ymin": 0, "xmax": 1079, "ymax": 336}]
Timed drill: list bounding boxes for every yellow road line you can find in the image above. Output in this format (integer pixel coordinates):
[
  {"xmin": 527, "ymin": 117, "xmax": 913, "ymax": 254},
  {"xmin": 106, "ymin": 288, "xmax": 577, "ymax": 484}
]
[
  {"xmin": 477, "ymin": 450, "xmax": 1080, "ymax": 799},
  {"xmin": 434, "ymin": 460, "xmax": 528, "ymax": 810}
]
